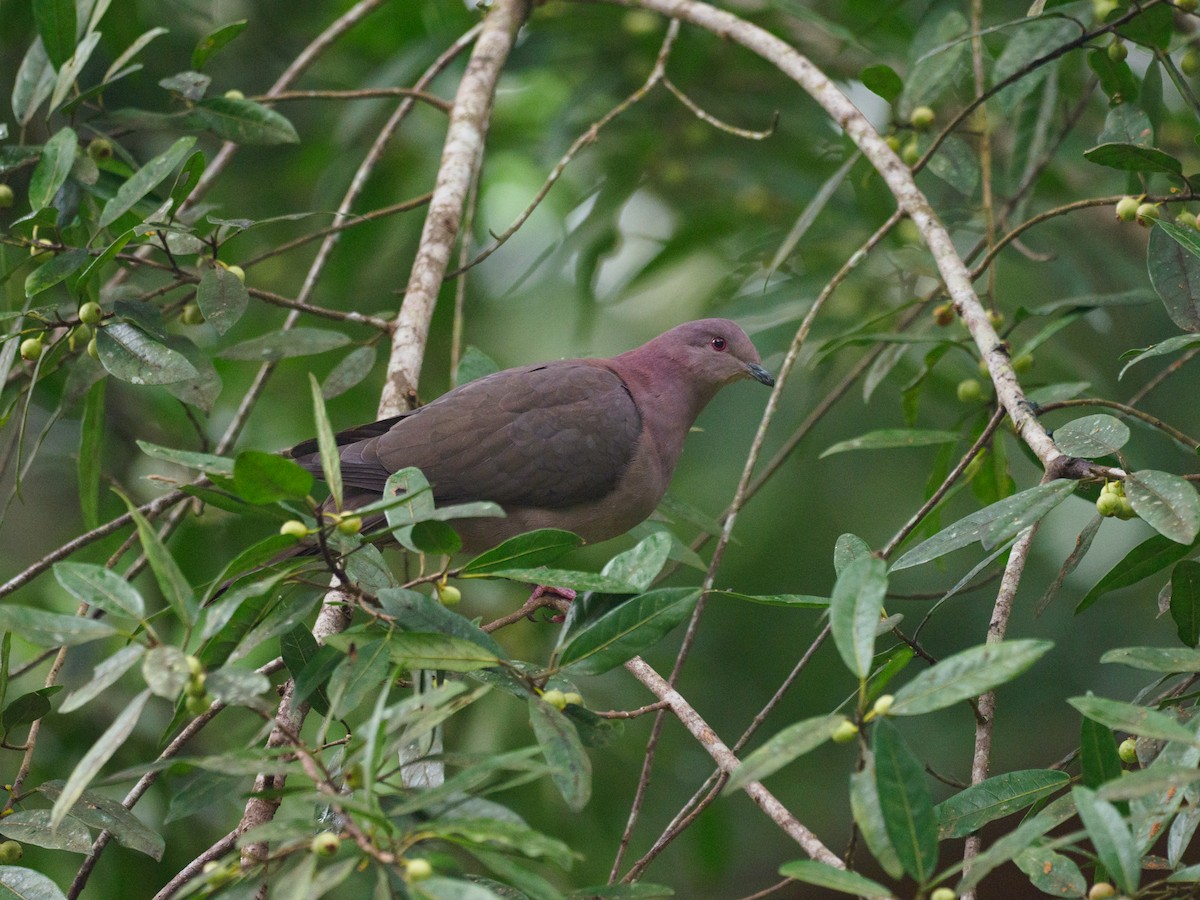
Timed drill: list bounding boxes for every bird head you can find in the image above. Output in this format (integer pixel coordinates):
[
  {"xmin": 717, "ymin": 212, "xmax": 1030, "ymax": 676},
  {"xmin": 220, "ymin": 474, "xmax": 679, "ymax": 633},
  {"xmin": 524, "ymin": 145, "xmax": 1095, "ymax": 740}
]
[{"xmin": 648, "ymin": 318, "xmax": 775, "ymax": 390}]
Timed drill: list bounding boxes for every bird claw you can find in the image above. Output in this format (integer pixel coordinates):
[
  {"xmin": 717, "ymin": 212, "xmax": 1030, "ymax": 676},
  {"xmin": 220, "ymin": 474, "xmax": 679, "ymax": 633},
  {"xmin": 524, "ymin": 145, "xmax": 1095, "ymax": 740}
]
[{"xmin": 526, "ymin": 585, "xmax": 576, "ymax": 623}]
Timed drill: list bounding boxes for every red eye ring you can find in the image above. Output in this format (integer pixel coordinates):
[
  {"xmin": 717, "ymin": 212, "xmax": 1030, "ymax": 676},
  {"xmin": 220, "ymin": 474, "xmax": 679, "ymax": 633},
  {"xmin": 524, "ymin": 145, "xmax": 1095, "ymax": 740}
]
[{"xmin": 710, "ymin": 337, "xmax": 727, "ymax": 352}]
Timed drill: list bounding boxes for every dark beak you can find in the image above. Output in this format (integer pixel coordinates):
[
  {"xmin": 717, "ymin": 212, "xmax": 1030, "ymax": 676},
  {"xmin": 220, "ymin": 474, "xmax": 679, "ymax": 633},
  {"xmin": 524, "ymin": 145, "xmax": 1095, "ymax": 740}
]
[{"xmin": 747, "ymin": 363, "xmax": 775, "ymax": 387}]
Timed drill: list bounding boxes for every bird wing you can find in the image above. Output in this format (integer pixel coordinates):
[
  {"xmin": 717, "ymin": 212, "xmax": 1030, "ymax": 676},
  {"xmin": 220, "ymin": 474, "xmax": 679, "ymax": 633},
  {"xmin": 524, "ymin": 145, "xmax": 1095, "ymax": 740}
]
[{"xmin": 297, "ymin": 361, "xmax": 643, "ymax": 510}]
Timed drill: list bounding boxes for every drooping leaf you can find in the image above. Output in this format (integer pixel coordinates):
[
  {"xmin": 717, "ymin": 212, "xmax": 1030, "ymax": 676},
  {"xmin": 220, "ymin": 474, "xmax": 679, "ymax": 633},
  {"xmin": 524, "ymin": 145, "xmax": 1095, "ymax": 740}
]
[
  {"xmin": 1149, "ymin": 222, "xmax": 1200, "ymax": 332},
  {"xmin": 0, "ymin": 605, "xmax": 116, "ymax": 647},
  {"xmin": 1083, "ymin": 142, "xmax": 1181, "ymax": 175},
  {"xmin": 777, "ymin": 860, "xmax": 891, "ymax": 898},
  {"xmin": 890, "ymin": 639, "xmax": 1052, "ymax": 716},
  {"xmin": 37, "ymin": 781, "xmax": 164, "ymax": 859},
  {"xmin": 53, "ymin": 562, "xmax": 145, "ymax": 619},
  {"xmin": 820, "ymin": 428, "xmax": 960, "ymax": 458},
  {"xmin": 1078, "ymin": 532, "xmax": 1198, "ymax": 613},
  {"xmin": 195, "ymin": 265, "xmax": 249, "ymax": 335},
  {"xmin": 1073, "ymin": 786, "xmax": 1140, "ymax": 894},
  {"xmin": 850, "ymin": 751, "xmax": 904, "ymax": 879},
  {"xmin": 1125, "ymin": 470, "xmax": 1200, "ymax": 545},
  {"xmin": 860, "ymin": 64, "xmax": 902, "ymax": 102},
  {"xmin": 32, "ymin": 0, "xmax": 76, "ymax": 68},
  {"xmin": 95, "ymin": 322, "xmax": 199, "ymax": 385},
  {"xmin": 725, "ymin": 715, "xmax": 848, "ymax": 794},
  {"xmin": 59, "ymin": 644, "xmax": 145, "ymax": 713},
  {"xmin": 24, "ymin": 248, "xmax": 87, "ymax": 298},
  {"xmin": 529, "ymin": 697, "xmax": 591, "ymax": 812},
  {"xmin": 232, "ymin": 450, "xmax": 313, "ymax": 505},
  {"xmin": 1080, "ymin": 715, "xmax": 1124, "ymax": 790},
  {"xmin": 936, "ymin": 769, "xmax": 1070, "ymax": 839},
  {"xmin": 1067, "ymin": 694, "xmax": 1196, "ymax": 744},
  {"xmin": 1014, "ymin": 845, "xmax": 1087, "ymax": 899},
  {"xmin": 187, "ymin": 97, "xmax": 299, "ymax": 145},
  {"xmin": 28, "ymin": 126, "xmax": 76, "ymax": 211},
  {"xmin": 192, "ymin": 20, "xmax": 247, "ymax": 70},
  {"xmin": 1171, "ymin": 561, "xmax": 1200, "ymax": 647},
  {"xmin": 1119, "ymin": 333, "xmax": 1200, "ymax": 379},
  {"xmin": 98, "ymin": 136, "xmax": 197, "ymax": 228},
  {"xmin": 558, "ymin": 589, "xmax": 699, "ymax": 675},
  {"xmin": 120, "ymin": 495, "xmax": 197, "ymax": 626},
  {"xmin": 1099, "ymin": 646, "xmax": 1200, "ymax": 672},
  {"xmin": 1052, "ymin": 414, "xmax": 1130, "ymax": 458},
  {"xmin": 322, "ymin": 345, "xmax": 377, "ymax": 399},
  {"xmin": 829, "ymin": 554, "xmax": 887, "ymax": 679},
  {"xmin": 461, "ymin": 530, "xmax": 582, "ymax": 575},
  {"xmin": 873, "ymin": 719, "xmax": 937, "ymax": 884},
  {"xmin": 307, "ymin": 373, "xmax": 341, "ymax": 510}
]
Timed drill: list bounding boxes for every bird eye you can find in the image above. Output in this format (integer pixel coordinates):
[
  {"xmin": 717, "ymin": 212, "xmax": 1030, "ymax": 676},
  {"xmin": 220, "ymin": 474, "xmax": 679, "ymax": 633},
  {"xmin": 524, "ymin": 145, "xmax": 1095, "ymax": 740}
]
[{"xmin": 710, "ymin": 337, "xmax": 727, "ymax": 352}]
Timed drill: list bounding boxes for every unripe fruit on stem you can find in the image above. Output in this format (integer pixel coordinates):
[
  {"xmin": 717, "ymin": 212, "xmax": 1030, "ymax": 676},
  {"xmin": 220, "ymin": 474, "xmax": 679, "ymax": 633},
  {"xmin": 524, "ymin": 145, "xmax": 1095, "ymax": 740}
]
[
  {"xmin": 1115, "ymin": 496, "xmax": 1138, "ymax": 520},
  {"xmin": 1118, "ymin": 737, "xmax": 1138, "ymax": 764},
  {"xmin": 1136, "ymin": 202, "xmax": 1160, "ymax": 226},
  {"xmin": 405, "ymin": 858, "xmax": 434, "ymax": 881},
  {"xmin": 831, "ymin": 720, "xmax": 859, "ymax": 743},
  {"xmin": 87, "ymin": 337, "xmax": 99, "ymax": 360},
  {"xmin": 310, "ymin": 831, "xmax": 340, "ymax": 857},
  {"xmin": 987, "ymin": 309, "xmax": 1004, "ymax": 328},
  {"xmin": 901, "ymin": 138, "xmax": 920, "ymax": 166},
  {"xmin": 336, "ymin": 515, "xmax": 362, "ymax": 535},
  {"xmin": 1177, "ymin": 210, "xmax": 1198, "ymax": 229},
  {"xmin": 909, "ymin": 105, "xmax": 935, "ymax": 130},
  {"xmin": 0, "ymin": 185, "xmax": 13, "ymax": 209},
  {"xmin": 225, "ymin": 264, "xmax": 245, "ymax": 283},
  {"xmin": 185, "ymin": 692, "xmax": 210, "ymax": 717},
  {"xmin": 932, "ymin": 303, "xmax": 955, "ymax": 326},
  {"xmin": 87, "ymin": 138, "xmax": 113, "ymax": 162},
  {"xmin": 182, "ymin": 303, "xmax": 204, "ymax": 325},
  {"xmin": 930, "ymin": 889, "xmax": 956, "ymax": 900},
  {"xmin": 280, "ymin": 520, "xmax": 309, "ymax": 538},
  {"xmin": 1108, "ymin": 38, "xmax": 1128, "ymax": 62},
  {"xmin": 1012, "ymin": 353, "xmax": 1034, "ymax": 373},
  {"xmin": 78, "ymin": 301, "xmax": 103, "ymax": 325},
  {"xmin": 224, "ymin": 89, "xmax": 245, "ymax": 100},
  {"xmin": 186, "ymin": 655, "xmax": 204, "ymax": 678},
  {"xmin": 437, "ymin": 584, "xmax": 461, "ymax": 606},
  {"xmin": 19, "ymin": 337, "xmax": 43, "ymax": 361},
  {"xmin": 0, "ymin": 841, "xmax": 21, "ymax": 863},
  {"xmin": 885, "ymin": 134, "xmax": 901, "ymax": 152},
  {"xmin": 1096, "ymin": 492, "xmax": 1123, "ymax": 518},
  {"xmin": 185, "ymin": 672, "xmax": 206, "ymax": 696},
  {"xmin": 1115, "ymin": 196, "xmax": 1140, "ymax": 222},
  {"xmin": 1088, "ymin": 882, "xmax": 1117, "ymax": 900},
  {"xmin": 542, "ymin": 689, "xmax": 568, "ymax": 711},
  {"xmin": 563, "ymin": 692, "xmax": 584, "ymax": 707},
  {"xmin": 1184, "ymin": 50, "xmax": 1200, "ymax": 77},
  {"xmin": 1092, "ymin": 0, "xmax": 1119, "ymax": 19},
  {"xmin": 957, "ymin": 379, "xmax": 984, "ymax": 403},
  {"xmin": 872, "ymin": 694, "xmax": 894, "ymax": 717}
]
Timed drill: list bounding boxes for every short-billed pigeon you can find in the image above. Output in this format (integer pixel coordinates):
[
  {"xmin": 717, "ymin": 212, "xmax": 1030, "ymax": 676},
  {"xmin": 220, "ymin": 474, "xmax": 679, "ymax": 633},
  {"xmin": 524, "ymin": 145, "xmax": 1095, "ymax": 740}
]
[{"xmin": 287, "ymin": 318, "xmax": 774, "ymax": 552}]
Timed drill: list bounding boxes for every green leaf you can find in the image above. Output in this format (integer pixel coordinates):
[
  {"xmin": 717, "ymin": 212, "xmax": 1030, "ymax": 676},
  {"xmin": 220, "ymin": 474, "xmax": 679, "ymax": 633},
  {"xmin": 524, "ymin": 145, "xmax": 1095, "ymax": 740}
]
[
  {"xmin": 1116, "ymin": 1, "xmax": 1172, "ymax": 48},
  {"xmin": 860, "ymin": 64, "xmax": 902, "ymax": 102},
  {"xmin": 927, "ymin": 134, "xmax": 979, "ymax": 197},
  {"xmin": 2, "ymin": 687, "xmax": 59, "ymax": 733},
  {"xmin": 471, "ymin": 567, "xmax": 638, "ymax": 594},
  {"xmin": 32, "ymin": 0, "xmax": 75, "ymax": 69},
  {"xmin": 187, "ymin": 97, "xmax": 299, "ymax": 145},
  {"xmin": 956, "ymin": 795, "xmax": 1077, "ymax": 893},
  {"xmin": 1100, "ymin": 646, "xmax": 1200, "ymax": 672},
  {"xmin": 99, "ymin": 136, "xmax": 197, "ymax": 228},
  {"xmin": 725, "ymin": 714, "xmax": 848, "ymax": 794},
  {"xmin": 206, "ymin": 667, "xmax": 269, "ymax": 707},
  {"xmin": 1083, "ymin": 142, "xmax": 1181, "ymax": 175},
  {"xmin": 322, "ymin": 345, "xmax": 377, "ymax": 400},
  {"xmin": 709, "ymin": 591, "xmax": 829, "ymax": 608},
  {"xmin": 873, "ymin": 719, "xmax": 937, "ymax": 884},
  {"xmin": 850, "ymin": 752, "xmax": 904, "ymax": 879},
  {"xmin": 1149, "ymin": 222, "xmax": 1200, "ymax": 333},
  {"xmin": 60, "ymin": 644, "xmax": 145, "ymax": 713},
  {"xmin": 1081, "ymin": 715, "xmax": 1124, "ymax": 790},
  {"xmin": 833, "ymin": 533, "xmax": 873, "ymax": 576},
  {"xmin": 777, "ymin": 860, "xmax": 891, "ymax": 898},
  {"xmin": 375, "ymin": 589, "xmax": 505, "ymax": 657},
  {"xmin": 820, "ymin": 428, "xmax": 960, "ymax": 458},
  {"xmin": 78, "ymin": 378, "xmax": 105, "ymax": 530},
  {"xmin": 461, "ymin": 529, "xmax": 581, "ymax": 575},
  {"xmin": 829, "ymin": 554, "xmax": 887, "ymax": 679},
  {"xmin": 898, "ymin": 9, "xmax": 967, "ymax": 115},
  {"xmin": 51, "ymin": 689, "xmax": 150, "ymax": 831},
  {"xmin": 326, "ymin": 639, "xmax": 390, "ymax": 718},
  {"xmin": 993, "ymin": 18, "xmax": 1076, "ymax": 112},
  {"xmin": 120, "ymin": 494, "xmax": 197, "ymax": 626},
  {"xmin": 1172, "ymin": 561, "xmax": 1200, "ymax": 647},
  {"xmin": 936, "ymin": 770, "xmax": 1069, "ymax": 839},
  {"xmin": 1052, "ymin": 414, "xmax": 1130, "ymax": 458},
  {"xmin": 49, "ymin": 31, "xmax": 100, "ymax": 113},
  {"xmin": 0, "ymin": 812, "xmax": 91, "ymax": 855},
  {"xmin": 281, "ymin": 624, "xmax": 331, "ymax": 714},
  {"xmin": 529, "ymin": 697, "xmax": 591, "ymax": 812},
  {"xmin": 192, "ymin": 19, "xmax": 247, "ymax": 70},
  {"xmin": 37, "ymin": 781, "xmax": 164, "ymax": 860},
  {"xmin": 307, "ymin": 373, "xmax": 342, "ymax": 510},
  {"xmin": 893, "ymin": 480, "xmax": 1076, "ymax": 570},
  {"xmin": 95, "ymin": 322, "xmax": 199, "ymax": 385},
  {"xmin": 423, "ymin": 816, "xmax": 576, "ymax": 868},
  {"xmin": 1068, "ymin": 694, "xmax": 1196, "ymax": 744},
  {"xmin": 142, "ymin": 645, "xmax": 190, "ymax": 698},
  {"xmin": 1098, "ymin": 103, "xmax": 1152, "ymax": 146},
  {"xmin": 195, "ymin": 265, "xmax": 249, "ymax": 335},
  {"xmin": 455, "ymin": 345, "xmax": 500, "ymax": 385},
  {"xmin": 232, "ymin": 450, "xmax": 313, "ymax": 505},
  {"xmin": 890, "ymin": 639, "xmax": 1052, "ymax": 716},
  {"xmin": 1014, "ymin": 845, "xmax": 1087, "ymax": 899},
  {"xmin": 53, "ymin": 561, "xmax": 145, "ymax": 619},
  {"xmin": 1125, "ymin": 470, "xmax": 1200, "ymax": 544},
  {"xmin": 1078, "ymin": 533, "xmax": 1198, "ymax": 613},
  {"xmin": 24, "ymin": 248, "xmax": 87, "ymax": 298},
  {"xmin": 0, "ymin": 605, "xmax": 116, "ymax": 647},
  {"xmin": 409, "ymin": 520, "xmax": 461, "ymax": 556},
  {"xmin": 1073, "ymin": 786, "xmax": 1139, "ymax": 894},
  {"xmin": 600, "ymin": 532, "xmax": 672, "ymax": 591},
  {"xmin": 28, "ymin": 126, "xmax": 76, "ymax": 211},
  {"xmin": 337, "ymin": 631, "xmax": 498, "ymax": 673},
  {"xmin": 218, "ymin": 327, "xmax": 350, "ymax": 361},
  {"xmin": 558, "ymin": 588, "xmax": 700, "ymax": 675},
  {"xmin": 136, "ymin": 440, "xmax": 234, "ymax": 477}
]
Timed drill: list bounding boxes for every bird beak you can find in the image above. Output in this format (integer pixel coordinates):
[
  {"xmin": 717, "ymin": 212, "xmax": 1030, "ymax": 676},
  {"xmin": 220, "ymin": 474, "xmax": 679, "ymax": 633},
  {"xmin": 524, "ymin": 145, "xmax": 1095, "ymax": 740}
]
[{"xmin": 746, "ymin": 363, "xmax": 775, "ymax": 387}]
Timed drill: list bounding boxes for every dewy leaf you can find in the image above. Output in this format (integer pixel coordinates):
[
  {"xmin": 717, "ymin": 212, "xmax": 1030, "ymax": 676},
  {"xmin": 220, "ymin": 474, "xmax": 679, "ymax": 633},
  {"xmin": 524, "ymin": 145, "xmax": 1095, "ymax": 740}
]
[
  {"xmin": 218, "ymin": 327, "xmax": 350, "ymax": 361},
  {"xmin": 95, "ymin": 322, "xmax": 199, "ymax": 385},
  {"xmin": 820, "ymin": 428, "xmax": 960, "ymax": 458},
  {"xmin": 1171, "ymin": 560, "xmax": 1200, "ymax": 647},
  {"xmin": 936, "ymin": 769, "xmax": 1070, "ymax": 839},
  {"xmin": 1052, "ymin": 414, "xmax": 1131, "ymax": 458},
  {"xmin": 53, "ymin": 562, "xmax": 145, "ymax": 619},
  {"xmin": 455, "ymin": 345, "xmax": 500, "ymax": 386},
  {"xmin": 307, "ymin": 373, "xmax": 342, "ymax": 510},
  {"xmin": 725, "ymin": 714, "xmax": 848, "ymax": 795},
  {"xmin": 873, "ymin": 719, "xmax": 938, "ymax": 884},
  {"xmin": 195, "ymin": 265, "xmax": 249, "ymax": 335},
  {"xmin": 0, "ymin": 860, "xmax": 74, "ymax": 896},
  {"xmin": 599, "ymin": 531, "xmax": 672, "ymax": 592},
  {"xmin": 368, "ymin": 632, "xmax": 498, "ymax": 673},
  {"xmin": 892, "ymin": 480, "xmax": 1076, "ymax": 570},
  {"xmin": 1125, "ymin": 470, "xmax": 1200, "ymax": 545},
  {"xmin": 829, "ymin": 554, "xmax": 887, "ymax": 679},
  {"xmin": 60, "ymin": 644, "xmax": 145, "ymax": 713},
  {"xmin": 37, "ymin": 781, "xmax": 164, "ymax": 860},
  {"xmin": 137, "ymin": 440, "xmax": 234, "ymax": 477},
  {"xmin": 1149, "ymin": 222, "xmax": 1200, "ymax": 333},
  {"xmin": 32, "ymin": 0, "xmax": 76, "ymax": 69},
  {"xmin": 558, "ymin": 588, "xmax": 699, "ymax": 675},
  {"xmin": 233, "ymin": 449, "xmax": 313, "ymax": 505},
  {"xmin": 1073, "ymin": 786, "xmax": 1140, "ymax": 894},
  {"xmin": 1067, "ymin": 694, "xmax": 1197, "ymax": 744},
  {"xmin": 834, "ymin": 533, "xmax": 873, "ymax": 577},
  {"xmin": 890, "ymin": 639, "xmax": 1052, "ymax": 716},
  {"xmin": 28, "ymin": 125, "xmax": 76, "ymax": 211},
  {"xmin": 529, "ymin": 697, "xmax": 591, "ymax": 812},
  {"xmin": 51, "ymin": 688, "xmax": 150, "ymax": 831},
  {"xmin": 142, "ymin": 645, "xmax": 190, "ymax": 698},
  {"xmin": 187, "ymin": 97, "xmax": 299, "ymax": 145},
  {"xmin": 1078, "ymin": 532, "xmax": 1198, "ymax": 613},
  {"xmin": 777, "ymin": 860, "xmax": 892, "ymax": 898},
  {"xmin": 99, "ymin": 136, "xmax": 197, "ymax": 228}
]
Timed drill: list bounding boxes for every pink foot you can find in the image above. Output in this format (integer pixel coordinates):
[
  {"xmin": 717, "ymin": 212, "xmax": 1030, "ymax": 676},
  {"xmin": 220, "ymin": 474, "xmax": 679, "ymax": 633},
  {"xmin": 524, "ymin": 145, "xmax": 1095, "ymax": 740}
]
[{"xmin": 528, "ymin": 585, "xmax": 576, "ymax": 622}]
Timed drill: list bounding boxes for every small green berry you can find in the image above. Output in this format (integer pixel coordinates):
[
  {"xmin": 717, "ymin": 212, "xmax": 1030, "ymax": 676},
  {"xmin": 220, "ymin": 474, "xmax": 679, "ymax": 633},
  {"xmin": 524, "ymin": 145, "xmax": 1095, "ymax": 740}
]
[
  {"xmin": 181, "ymin": 303, "xmax": 204, "ymax": 325},
  {"xmin": 910, "ymin": 105, "xmax": 935, "ymax": 131},
  {"xmin": 1108, "ymin": 38, "xmax": 1128, "ymax": 62},
  {"xmin": 542, "ymin": 689, "xmax": 568, "ymax": 711},
  {"xmin": 987, "ymin": 309, "xmax": 1004, "ymax": 328},
  {"xmin": 19, "ymin": 337, "xmax": 43, "ymax": 361},
  {"xmin": 225, "ymin": 264, "xmax": 245, "ymax": 283},
  {"xmin": 831, "ymin": 720, "xmax": 859, "ymax": 744},
  {"xmin": 87, "ymin": 337, "xmax": 99, "ymax": 360},
  {"xmin": 930, "ymin": 889, "xmax": 956, "ymax": 900},
  {"xmin": 563, "ymin": 691, "xmax": 584, "ymax": 707},
  {"xmin": 336, "ymin": 514, "xmax": 363, "ymax": 535},
  {"xmin": 1012, "ymin": 353, "xmax": 1034, "ymax": 373},
  {"xmin": 78, "ymin": 301, "xmax": 103, "ymax": 326},
  {"xmin": 1136, "ymin": 202, "xmax": 1160, "ymax": 226},
  {"xmin": 185, "ymin": 692, "xmax": 211, "ymax": 717},
  {"xmin": 901, "ymin": 138, "xmax": 920, "ymax": 166},
  {"xmin": 957, "ymin": 379, "xmax": 984, "ymax": 403},
  {"xmin": 1177, "ymin": 210, "xmax": 1198, "ymax": 229},
  {"xmin": 437, "ymin": 583, "xmax": 462, "ymax": 606},
  {"xmin": 932, "ymin": 303, "xmax": 955, "ymax": 327},
  {"xmin": 885, "ymin": 134, "xmax": 902, "ymax": 152},
  {"xmin": 1092, "ymin": 0, "xmax": 1119, "ymax": 20},
  {"xmin": 1118, "ymin": 737, "xmax": 1138, "ymax": 765},
  {"xmin": 224, "ymin": 89, "xmax": 245, "ymax": 101},
  {"xmin": 87, "ymin": 138, "xmax": 114, "ymax": 162},
  {"xmin": 1184, "ymin": 50, "xmax": 1200, "ymax": 77},
  {"xmin": 0, "ymin": 840, "xmax": 21, "ymax": 863},
  {"xmin": 405, "ymin": 858, "xmax": 434, "ymax": 881},
  {"xmin": 621, "ymin": 10, "xmax": 659, "ymax": 35},
  {"xmin": 0, "ymin": 185, "xmax": 13, "ymax": 209},
  {"xmin": 310, "ymin": 831, "xmax": 340, "ymax": 857},
  {"xmin": 280, "ymin": 520, "xmax": 309, "ymax": 538},
  {"xmin": 1115, "ymin": 196, "xmax": 1140, "ymax": 222},
  {"xmin": 871, "ymin": 694, "xmax": 894, "ymax": 717},
  {"xmin": 1088, "ymin": 882, "xmax": 1117, "ymax": 899}
]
